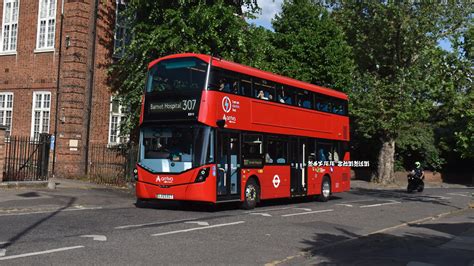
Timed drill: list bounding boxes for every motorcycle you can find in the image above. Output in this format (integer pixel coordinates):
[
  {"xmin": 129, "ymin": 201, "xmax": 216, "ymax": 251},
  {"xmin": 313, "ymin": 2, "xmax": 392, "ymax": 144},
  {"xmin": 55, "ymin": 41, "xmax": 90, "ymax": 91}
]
[{"xmin": 407, "ymin": 172, "xmax": 424, "ymax": 193}]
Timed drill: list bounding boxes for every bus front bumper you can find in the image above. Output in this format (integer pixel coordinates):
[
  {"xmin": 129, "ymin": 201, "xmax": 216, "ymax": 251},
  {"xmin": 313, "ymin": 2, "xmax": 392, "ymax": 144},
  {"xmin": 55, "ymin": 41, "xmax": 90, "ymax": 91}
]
[{"xmin": 135, "ymin": 177, "xmax": 216, "ymax": 203}]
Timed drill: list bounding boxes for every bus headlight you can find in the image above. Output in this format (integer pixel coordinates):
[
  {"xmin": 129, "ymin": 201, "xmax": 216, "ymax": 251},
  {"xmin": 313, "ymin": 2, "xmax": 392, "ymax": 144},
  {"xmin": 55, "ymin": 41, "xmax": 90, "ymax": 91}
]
[
  {"xmin": 194, "ymin": 167, "xmax": 210, "ymax": 183},
  {"xmin": 133, "ymin": 168, "xmax": 138, "ymax": 181}
]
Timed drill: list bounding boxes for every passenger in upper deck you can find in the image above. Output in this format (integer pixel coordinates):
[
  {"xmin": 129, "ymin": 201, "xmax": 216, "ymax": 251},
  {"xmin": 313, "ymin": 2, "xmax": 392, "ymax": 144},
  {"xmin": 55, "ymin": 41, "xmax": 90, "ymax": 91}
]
[
  {"xmin": 218, "ymin": 78, "xmax": 230, "ymax": 92},
  {"xmin": 257, "ymin": 90, "xmax": 268, "ymax": 100},
  {"xmin": 232, "ymin": 81, "xmax": 239, "ymax": 94}
]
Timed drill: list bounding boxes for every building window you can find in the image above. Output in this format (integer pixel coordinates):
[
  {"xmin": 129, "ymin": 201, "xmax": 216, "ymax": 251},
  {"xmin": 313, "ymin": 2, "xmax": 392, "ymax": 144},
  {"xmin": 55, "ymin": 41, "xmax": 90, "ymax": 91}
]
[
  {"xmin": 113, "ymin": 0, "xmax": 129, "ymax": 58},
  {"xmin": 1, "ymin": 0, "xmax": 19, "ymax": 53},
  {"xmin": 0, "ymin": 93, "xmax": 14, "ymax": 137},
  {"xmin": 36, "ymin": 0, "xmax": 56, "ymax": 50},
  {"xmin": 108, "ymin": 97, "xmax": 127, "ymax": 145},
  {"xmin": 31, "ymin": 92, "xmax": 51, "ymax": 141}
]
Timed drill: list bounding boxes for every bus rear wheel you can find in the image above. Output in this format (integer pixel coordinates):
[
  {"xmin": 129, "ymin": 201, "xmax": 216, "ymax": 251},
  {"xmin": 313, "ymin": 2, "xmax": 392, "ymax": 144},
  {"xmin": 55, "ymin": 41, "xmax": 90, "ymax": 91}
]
[
  {"xmin": 317, "ymin": 176, "xmax": 331, "ymax": 202},
  {"xmin": 241, "ymin": 179, "xmax": 259, "ymax": 210}
]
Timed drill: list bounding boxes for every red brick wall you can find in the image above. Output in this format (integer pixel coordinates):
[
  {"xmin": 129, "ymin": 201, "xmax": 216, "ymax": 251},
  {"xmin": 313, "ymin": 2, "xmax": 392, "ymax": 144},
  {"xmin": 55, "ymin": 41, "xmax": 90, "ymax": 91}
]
[{"xmin": 0, "ymin": 0, "xmax": 117, "ymax": 178}]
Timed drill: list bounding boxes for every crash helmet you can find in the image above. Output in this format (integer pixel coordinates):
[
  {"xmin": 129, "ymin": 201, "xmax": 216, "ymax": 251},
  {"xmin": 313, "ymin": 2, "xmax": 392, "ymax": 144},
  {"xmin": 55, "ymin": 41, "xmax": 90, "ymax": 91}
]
[{"xmin": 415, "ymin": 161, "xmax": 421, "ymax": 167}]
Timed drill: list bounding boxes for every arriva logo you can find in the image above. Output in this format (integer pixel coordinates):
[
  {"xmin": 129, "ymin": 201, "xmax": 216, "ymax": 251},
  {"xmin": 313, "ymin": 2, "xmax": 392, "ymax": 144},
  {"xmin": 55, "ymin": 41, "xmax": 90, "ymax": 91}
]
[
  {"xmin": 222, "ymin": 96, "xmax": 232, "ymax": 113},
  {"xmin": 156, "ymin": 176, "xmax": 174, "ymax": 184}
]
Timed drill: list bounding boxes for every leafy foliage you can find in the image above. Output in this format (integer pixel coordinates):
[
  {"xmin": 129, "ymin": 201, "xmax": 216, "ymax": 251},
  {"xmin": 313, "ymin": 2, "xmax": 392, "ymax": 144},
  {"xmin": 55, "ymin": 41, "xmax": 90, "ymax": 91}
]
[
  {"xmin": 331, "ymin": 2, "xmax": 473, "ymax": 179},
  {"xmin": 271, "ymin": 0, "xmax": 355, "ymax": 92},
  {"xmin": 109, "ymin": 0, "xmax": 263, "ymax": 135}
]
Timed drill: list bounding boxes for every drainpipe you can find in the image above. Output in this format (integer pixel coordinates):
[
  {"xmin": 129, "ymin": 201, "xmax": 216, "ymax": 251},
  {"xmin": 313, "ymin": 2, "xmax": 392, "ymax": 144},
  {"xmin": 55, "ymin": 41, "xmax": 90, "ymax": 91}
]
[
  {"xmin": 84, "ymin": 0, "xmax": 100, "ymax": 176},
  {"xmin": 51, "ymin": 0, "xmax": 65, "ymax": 183}
]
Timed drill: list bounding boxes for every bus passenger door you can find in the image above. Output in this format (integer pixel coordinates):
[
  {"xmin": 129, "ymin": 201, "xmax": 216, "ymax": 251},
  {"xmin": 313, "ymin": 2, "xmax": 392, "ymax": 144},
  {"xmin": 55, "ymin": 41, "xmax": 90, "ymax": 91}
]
[
  {"xmin": 216, "ymin": 132, "xmax": 241, "ymax": 201},
  {"xmin": 289, "ymin": 138, "xmax": 307, "ymax": 197}
]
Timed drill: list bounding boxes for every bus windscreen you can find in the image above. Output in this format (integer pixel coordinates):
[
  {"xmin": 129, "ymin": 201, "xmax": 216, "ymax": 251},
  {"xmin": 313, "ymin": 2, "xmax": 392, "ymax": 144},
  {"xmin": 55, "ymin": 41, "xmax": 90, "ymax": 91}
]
[
  {"xmin": 146, "ymin": 58, "xmax": 208, "ymax": 93},
  {"xmin": 139, "ymin": 126, "xmax": 212, "ymax": 173}
]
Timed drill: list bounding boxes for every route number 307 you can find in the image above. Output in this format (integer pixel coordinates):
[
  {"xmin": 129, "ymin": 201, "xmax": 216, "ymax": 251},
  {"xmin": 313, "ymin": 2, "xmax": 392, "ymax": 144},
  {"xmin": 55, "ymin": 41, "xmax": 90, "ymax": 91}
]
[{"xmin": 182, "ymin": 99, "xmax": 197, "ymax": 111}]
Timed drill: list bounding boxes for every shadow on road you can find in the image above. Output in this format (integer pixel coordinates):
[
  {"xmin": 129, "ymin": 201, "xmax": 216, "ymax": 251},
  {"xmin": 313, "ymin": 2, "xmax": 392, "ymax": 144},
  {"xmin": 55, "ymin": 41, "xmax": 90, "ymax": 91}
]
[
  {"xmin": 349, "ymin": 187, "xmax": 463, "ymax": 209},
  {"xmin": 300, "ymin": 222, "xmax": 474, "ymax": 265},
  {"xmin": 0, "ymin": 195, "xmax": 77, "ymax": 249},
  {"xmin": 136, "ymin": 195, "xmax": 340, "ymax": 212}
]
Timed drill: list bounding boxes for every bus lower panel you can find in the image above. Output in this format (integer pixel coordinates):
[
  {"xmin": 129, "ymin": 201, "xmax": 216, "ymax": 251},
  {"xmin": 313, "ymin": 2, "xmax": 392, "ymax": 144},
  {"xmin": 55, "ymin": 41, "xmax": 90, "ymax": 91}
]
[{"xmin": 136, "ymin": 176, "xmax": 217, "ymax": 203}]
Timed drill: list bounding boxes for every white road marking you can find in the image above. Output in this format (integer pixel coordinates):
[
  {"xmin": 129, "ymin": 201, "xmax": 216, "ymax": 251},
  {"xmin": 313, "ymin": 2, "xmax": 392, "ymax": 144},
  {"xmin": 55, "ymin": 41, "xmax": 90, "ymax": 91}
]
[
  {"xmin": 294, "ymin": 208, "xmax": 312, "ymax": 212},
  {"xmin": 337, "ymin": 199, "xmax": 375, "ymax": 204},
  {"xmin": 80, "ymin": 235, "xmax": 107, "ymax": 241},
  {"xmin": 151, "ymin": 221, "xmax": 245, "ymax": 237},
  {"xmin": 0, "ymin": 207, "xmax": 103, "ymax": 217},
  {"xmin": 250, "ymin": 213, "xmax": 272, "ymax": 217},
  {"xmin": 115, "ymin": 218, "xmax": 198, "ymax": 229},
  {"xmin": 447, "ymin": 192, "xmax": 470, "ymax": 197},
  {"xmin": 360, "ymin": 201, "xmax": 401, "ymax": 208},
  {"xmin": 184, "ymin": 221, "xmax": 209, "ymax": 226},
  {"xmin": 335, "ymin": 204, "xmax": 353, "ymax": 207},
  {"xmin": 245, "ymin": 207, "xmax": 291, "ymax": 214},
  {"xmin": 282, "ymin": 209, "xmax": 333, "ymax": 217},
  {"xmin": 0, "ymin": 246, "xmax": 84, "ymax": 261},
  {"xmin": 427, "ymin": 195, "xmax": 451, "ymax": 200},
  {"xmin": 0, "ymin": 249, "xmax": 5, "ymax": 257}
]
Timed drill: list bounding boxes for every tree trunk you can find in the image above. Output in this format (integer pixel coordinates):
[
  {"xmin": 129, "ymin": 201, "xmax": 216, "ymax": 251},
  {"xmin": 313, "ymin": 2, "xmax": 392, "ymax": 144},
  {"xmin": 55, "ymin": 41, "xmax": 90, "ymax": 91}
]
[{"xmin": 372, "ymin": 139, "xmax": 396, "ymax": 184}]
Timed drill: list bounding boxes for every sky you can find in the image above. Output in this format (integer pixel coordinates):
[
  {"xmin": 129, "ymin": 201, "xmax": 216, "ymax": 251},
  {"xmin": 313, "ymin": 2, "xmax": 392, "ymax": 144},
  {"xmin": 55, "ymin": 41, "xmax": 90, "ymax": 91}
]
[
  {"xmin": 244, "ymin": 0, "xmax": 452, "ymax": 51},
  {"xmin": 244, "ymin": 0, "xmax": 283, "ymax": 30}
]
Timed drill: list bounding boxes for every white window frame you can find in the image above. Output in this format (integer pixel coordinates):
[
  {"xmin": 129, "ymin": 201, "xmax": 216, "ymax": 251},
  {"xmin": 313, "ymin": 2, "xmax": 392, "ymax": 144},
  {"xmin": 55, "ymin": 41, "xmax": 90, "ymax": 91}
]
[
  {"xmin": 0, "ymin": 92, "xmax": 14, "ymax": 137},
  {"xmin": 0, "ymin": 0, "xmax": 20, "ymax": 54},
  {"xmin": 108, "ymin": 96, "xmax": 127, "ymax": 146},
  {"xmin": 35, "ymin": 0, "xmax": 56, "ymax": 52},
  {"xmin": 30, "ymin": 91, "xmax": 51, "ymax": 141},
  {"xmin": 113, "ymin": 0, "xmax": 129, "ymax": 58}
]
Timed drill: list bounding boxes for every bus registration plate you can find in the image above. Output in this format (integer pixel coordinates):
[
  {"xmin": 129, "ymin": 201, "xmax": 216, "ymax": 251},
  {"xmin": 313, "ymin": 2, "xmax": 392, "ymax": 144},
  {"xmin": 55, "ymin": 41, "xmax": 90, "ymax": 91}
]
[{"xmin": 156, "ymin": 194, "xmax": 174, "ymax": 199}]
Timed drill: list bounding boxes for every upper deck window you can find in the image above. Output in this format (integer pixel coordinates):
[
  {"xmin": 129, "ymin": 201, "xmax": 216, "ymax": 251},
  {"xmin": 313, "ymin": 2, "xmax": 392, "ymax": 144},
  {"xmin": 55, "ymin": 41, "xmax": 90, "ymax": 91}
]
[
  {"xmin": 207, "ymin": 66, "xmax": 347, "ymax": 116},
  {"xmin": 146, "ymin": 58, "xmax": 208, "ymax": 93}
]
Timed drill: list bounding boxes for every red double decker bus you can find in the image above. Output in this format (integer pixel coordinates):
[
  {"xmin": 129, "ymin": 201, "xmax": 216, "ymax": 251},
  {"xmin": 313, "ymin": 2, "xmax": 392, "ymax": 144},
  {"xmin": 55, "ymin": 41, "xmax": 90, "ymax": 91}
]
[{"xmin": 134, "ymin": 53, "xmax": 350, "ymax": 209}]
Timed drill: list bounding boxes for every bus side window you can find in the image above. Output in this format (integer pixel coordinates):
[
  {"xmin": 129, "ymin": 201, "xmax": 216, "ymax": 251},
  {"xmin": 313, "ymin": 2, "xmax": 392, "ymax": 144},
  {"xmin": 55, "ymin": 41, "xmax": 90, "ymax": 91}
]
[
  {"xmin": 241, "ymin": 76, "xmax": 252, "ymax": 97},
  {"xmin": 316, "ymin": 143, "xmax": 331, "ymax": 162},
  {"xmin": 254, "ymin": 79, "xmax": 275, "ymax": 101},
  {"xmin": 208, "ymin": 68, "xmax": 222, "ymax": 91},
  {"xmin": 307, "ymin": 139, "xmax": 316, "ymax": 165},
  {"xmin": 331, "ymin": 141, "xmax": 340, "ymax": 162},
  {"xmin": 242, "ymin": 134, "xmax": 264, "ymax": 167},
  {"xmin": 208, "ymin": 68, "xmax": 239, "ymax": 94},
  {"xmin": 297, "ymin": 91, "xmax": 313, "ymax": 109},
  {"xmin": 315, "ymin": 96, "xmax": 329, "ymax": 112},
  {"xmin": 266, "ymin": 137, "xmax": 287, "ymax": 164}
]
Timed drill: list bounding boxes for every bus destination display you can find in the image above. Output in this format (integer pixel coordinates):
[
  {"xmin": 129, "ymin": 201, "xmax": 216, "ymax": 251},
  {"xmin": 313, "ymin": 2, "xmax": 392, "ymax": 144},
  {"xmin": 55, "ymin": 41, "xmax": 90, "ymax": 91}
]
[
  {"xmin": 145, "ymin": 96, "xmax": 200, "ymax": 121},
  {"xmin": 149, "ymin": 99, "xmax": 197, "ymax": 113}
]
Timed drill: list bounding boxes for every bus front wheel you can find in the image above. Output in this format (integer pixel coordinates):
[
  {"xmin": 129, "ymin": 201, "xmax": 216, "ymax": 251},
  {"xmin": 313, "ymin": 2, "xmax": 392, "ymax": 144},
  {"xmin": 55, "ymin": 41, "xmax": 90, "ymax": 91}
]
[
  {"xmin": 317, "ymin": 176, "xmax": 331, "ymax": 202},
  {"xmin": 241, "ymin": 178, "xmax": 259, "ymax": 210},
  {"xmin": 135, "ymin": 198, "xmax": 148, "ymax": 208}
]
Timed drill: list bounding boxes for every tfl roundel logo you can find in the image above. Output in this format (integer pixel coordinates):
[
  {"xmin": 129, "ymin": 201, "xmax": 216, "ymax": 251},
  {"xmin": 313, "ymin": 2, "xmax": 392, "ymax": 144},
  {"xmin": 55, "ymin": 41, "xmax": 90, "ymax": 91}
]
[{"xmin": 222, "ymin": 96, "xmax": 232, "ymax": 113}]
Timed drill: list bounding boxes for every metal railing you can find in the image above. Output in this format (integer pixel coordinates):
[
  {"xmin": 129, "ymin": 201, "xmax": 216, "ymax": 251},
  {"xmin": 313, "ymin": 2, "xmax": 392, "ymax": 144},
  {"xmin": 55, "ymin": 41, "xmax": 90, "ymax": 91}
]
[
  {"xmin": 88, "ymin": 143, "xmax": 138, "ymax": 186},
  {"xmin": 4, "ymin": 134, "xmax": 51, "ymax": 181}
]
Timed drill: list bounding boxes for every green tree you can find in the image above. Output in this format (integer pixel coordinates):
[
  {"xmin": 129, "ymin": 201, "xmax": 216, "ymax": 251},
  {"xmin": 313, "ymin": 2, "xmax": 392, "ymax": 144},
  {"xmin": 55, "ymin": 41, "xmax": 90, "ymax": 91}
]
[
  {"xmin": 271, "ymin": 0, "xmax": 355, "ymax": 92},
  {"xmin": 109, "ymin": 0, "xmax": 263, "ymax": 136},
  {"xmin": 332, "ymin": 2, "xmax": 472, "ymax": 183}
]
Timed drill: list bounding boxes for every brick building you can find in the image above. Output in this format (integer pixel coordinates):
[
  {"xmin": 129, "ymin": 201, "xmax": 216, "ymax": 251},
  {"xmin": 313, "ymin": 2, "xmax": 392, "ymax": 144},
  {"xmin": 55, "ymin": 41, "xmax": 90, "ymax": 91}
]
[{"xmin": 0, "ymin": 0, "xmax": 127, "ymax": 177}]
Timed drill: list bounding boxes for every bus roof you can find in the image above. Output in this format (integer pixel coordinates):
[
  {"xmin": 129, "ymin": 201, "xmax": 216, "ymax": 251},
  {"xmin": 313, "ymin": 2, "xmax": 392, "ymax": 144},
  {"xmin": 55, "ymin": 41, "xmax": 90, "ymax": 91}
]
[{"xmin": 148, "ymin": 53, "xmax": 348, "ymax": 100}]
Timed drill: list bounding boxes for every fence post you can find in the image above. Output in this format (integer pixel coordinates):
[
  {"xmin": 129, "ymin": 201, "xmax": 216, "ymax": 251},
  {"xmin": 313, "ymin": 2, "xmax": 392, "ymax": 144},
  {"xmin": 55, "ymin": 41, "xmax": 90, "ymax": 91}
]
[
  {"xmin": 0, "ymin": 126, "xmax": 6, "ymax": 182},
  {"xmin": 38, "ymin": 134, "xmax": 51, "ymax": 180}
]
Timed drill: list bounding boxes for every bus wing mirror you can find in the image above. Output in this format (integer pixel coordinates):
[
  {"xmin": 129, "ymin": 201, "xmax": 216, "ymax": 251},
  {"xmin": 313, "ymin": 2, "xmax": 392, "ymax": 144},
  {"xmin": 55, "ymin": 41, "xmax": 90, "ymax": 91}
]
[{"xmin": 216, "ymin": 119, "xmax": 226, "ymax": 128}]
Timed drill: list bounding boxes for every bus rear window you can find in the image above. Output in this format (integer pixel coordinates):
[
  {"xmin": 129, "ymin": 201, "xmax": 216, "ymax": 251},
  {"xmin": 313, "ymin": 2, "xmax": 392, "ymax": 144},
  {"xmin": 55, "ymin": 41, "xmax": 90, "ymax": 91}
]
[{"xmin": 147, "ymin": 58, "xmax": 208, "ymax": 93}]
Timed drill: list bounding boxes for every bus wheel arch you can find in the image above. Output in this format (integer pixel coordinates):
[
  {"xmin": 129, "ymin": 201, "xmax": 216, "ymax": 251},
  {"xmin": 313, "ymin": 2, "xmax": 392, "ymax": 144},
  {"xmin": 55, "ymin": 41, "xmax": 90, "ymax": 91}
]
[
  {"xmin": 241, "ymin": 176, "xmax": 260, "ymax": 210},
  {"xmin": 317, "ymin": 174, "xmax": 331, "ymax": 202}
]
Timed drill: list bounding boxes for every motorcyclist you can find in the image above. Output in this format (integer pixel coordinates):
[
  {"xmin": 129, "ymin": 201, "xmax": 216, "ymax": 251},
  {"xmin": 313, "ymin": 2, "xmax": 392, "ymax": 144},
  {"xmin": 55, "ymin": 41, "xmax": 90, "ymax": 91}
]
[{"xmin": 410, "ymin": 161, "xmax": 424, "ymax": 180}]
